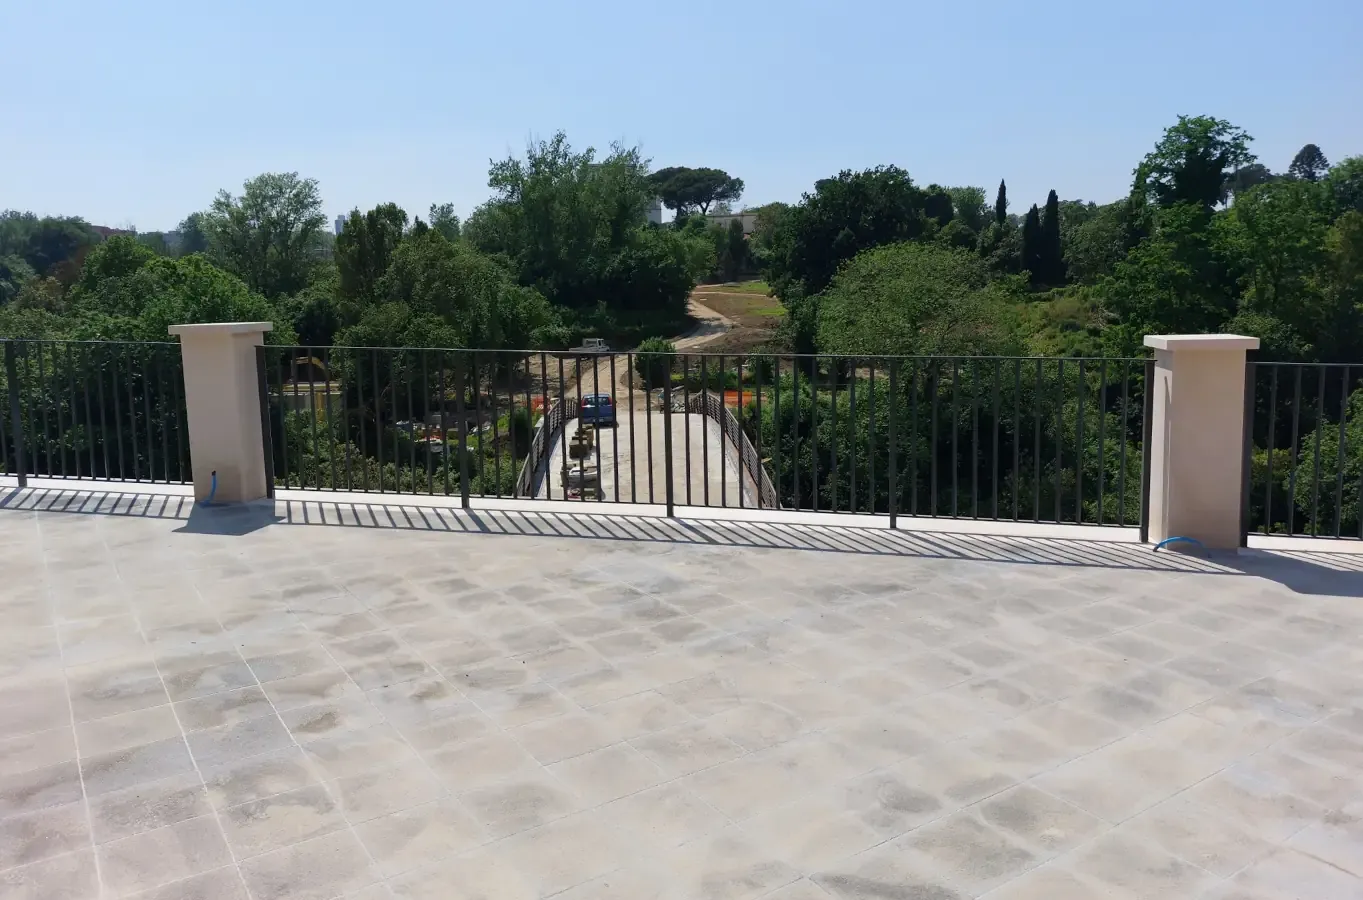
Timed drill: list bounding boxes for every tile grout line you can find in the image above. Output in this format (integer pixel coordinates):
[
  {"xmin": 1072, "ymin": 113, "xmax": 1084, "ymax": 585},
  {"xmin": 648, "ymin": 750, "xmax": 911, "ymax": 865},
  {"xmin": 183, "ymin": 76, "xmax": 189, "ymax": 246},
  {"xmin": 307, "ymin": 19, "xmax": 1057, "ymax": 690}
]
[
  {"xmin": 43, "ymin": 512, "xmax": 108, "ymax": 899},
  {"xmin": 188, "ymin": 574, "xmax": 389, "ymax": 897}
]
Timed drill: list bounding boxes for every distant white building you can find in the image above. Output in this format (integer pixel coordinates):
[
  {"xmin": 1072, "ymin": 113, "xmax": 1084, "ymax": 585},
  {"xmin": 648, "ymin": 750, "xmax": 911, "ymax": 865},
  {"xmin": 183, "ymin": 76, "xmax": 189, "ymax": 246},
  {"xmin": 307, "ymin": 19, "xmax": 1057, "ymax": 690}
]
[
  {"xmin": 706, "ymin": 212, "xmax": 759, "ymax": 235},
  {"xmin": 334, "ymin": 215, "xmax": 346, "ymax": 236},
  {"xmin": 645, "ymin": 198, "xmax": 665, "ymax": 226}
]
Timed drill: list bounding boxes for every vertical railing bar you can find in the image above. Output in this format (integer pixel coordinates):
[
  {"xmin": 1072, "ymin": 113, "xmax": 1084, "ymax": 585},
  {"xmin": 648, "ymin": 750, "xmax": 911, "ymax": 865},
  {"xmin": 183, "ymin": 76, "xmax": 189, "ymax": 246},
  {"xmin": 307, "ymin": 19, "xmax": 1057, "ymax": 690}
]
[
  {"xmin": 701, "ymin": 356, "xmax": 710, "ymax": 507},
  {"xmin": 991, "ymin": 359, "xmax": 1000, "ymax": 521},
  {"xmin": 68, "ymin": 343, "xmax": 81, "ymax": 478},
  {"xmin": 610, "ymin": 354, "xmax": 620, "ymax": 503},
  {"xmin": 1054, "ymin": 358, "xmax": 1063, "ymax": 524},
  {"xmin": 643, "ymin": 354, "xmax": 653, "ymax": 504},
  {"xmin": 424, "ymin": 351, "xmax": 434, "ymax": 496},
  {"xmin": 173, "ymin": 346, "xmax": 187, "ymax": 483},
  {"xmin": 970, "ymin": 359, "xmax": 979, "ymax": 519},
  {"xmin": 1119, "ymin": 360, "xmax": 1129, "ymax": 526},
  {"xmin": 4, "ymin": 342, "xmax": 26, "ymax": 486},
  {"xmin": 1287, "ymin": 367, "xmax": 1302, "ymax": 535},
  {"xmin": 626, "ymin": 353, "xmax": 637, "ymax": 504},
  {"xmin": 847, "ymin": 360, "xmax": 856, "ymax": 514},
  {"xmin": 559, "ymin": 357, "xmax": 570, "ymax": 502},
  {"xmin": 950, "ymin": 359, "xmax": 958, "ymax": 517},
  {"xmin": 493, "ymin": 354, "xmax": 503, "ymax": 498},
  {"xmin": 1075, "ymin": 358, "xmax": 1085, "ymax": 525},
  {"xmin": 810, "ymin": 355, "xmax": 820, "ymax": 513},
  {"xmin": 1264, "ymin": 367, "xmax": 1278, "ymax": 533},
  {"xmin": 1013, "ymin": 359, "xmax": 1021, "ymax": 521},
  {"xmin": 662, "ymin": 357, "xmax": 675, "ymax": 516},
  {"xmin": 829, "ymin": 357, "xmax": 838, "ymax": 512},
  {"xmin": 1139, "ymin": 358, "xmax": 1155, "ymax": 543},
  {"xmin": 590, "ymin": 354, "xmax": 601, "ymax": 503},
  {"xmin": 719, "ymin": 354, "xmax": 728, "ymax": 509},
  {"xmin": 142, "ymin": 352, "xmax": 155, "ymax": 483},
  {"xmin": 755, "ymin": 354, "xmax": 764, "ymax": 510},
  {"xmin": 682, "ymin": 354, "xmax": 692, "ymax": 507},
  {"xmin": 1097, "ymin": 359, "xmax": 1107, "ymax": 526},
  {"xmin": 156, "ymin": 346, "xmax": 169, "ymax": 483},
  {"xmin": 572, "ymin": 354, "xmax": 583, "ymax": 503},
  {"xmin": 255, "ymin": 347, "xmax": 275, "ymax": 500},
  {"xmin": 455, "ymin": 353, "xmax": 470, "ymax": 508},
  {"xmin": 541, "ymin": 354, "xmax": 552, "ymax": 501},
  {"xmin": 303, "ymin": 349, "xmax": 318, "ymax": 489},
  {"xmin": 773, "ymin": 357, "xmax": 782, "ymax": 509},
  {"xmin": 95, "ymin": 346, "xmax": 111, "ymax": 480},
  {"xmin": 419, "ymin": 351, "xmax": 431, "ymax": 496},
  {"xmin": 867, "ymin": 360, "xmax": 876, "ymax": 515},
  {"xmin": 371, "ymin": 350, "xmax": 384, "ymax": 493},
  {"xmin": 736, "ymin": 355, "xmax": 746, "ymax": 510},
  {"xmin": 930, "ymin": 361, "xmax": 939, "ymax": 517},
  {"xmin": 126, "ymin": 347, "xmax": 141, "ymax": 480},
  {"xmin": 1240, "ymin": 360, "xmax": 1256, "ymax": 546},
  {"xmin": 326, "ymin": 349, "xmax": 339, "ymax": 491},
  {"xmin": 37, "ymin": 347, "xmax": 51, "ymax": 477},
  {"xmin": 791, "ymin": 355, "xmax": 799, "ymax": 509},
  {"xmin": 354, "ymin": 349, "xmax": 368, "ymax": 492},
  {"xmin": 439, "ymin": 354, "xmax": 449, "ymax": 497},
  {"xmin": 888, "ymin": 358, "xmax": 899, "ymax": 528},
  {"xmin": 1336, "ymin": 365, "xmax": 1349, "ymax": 539},
  {"xmin": 1310, "ymin": 368, "xmax": 1325, "ymax": 536},
  {"xmin": 111, "ymin": 349, "xmax": 127, "ymax": 480},
  {"xmin": 524, "ymin": 354, "xmax": 534, "ymax": 499},
  {"xmin": 909, "ymin": 362, "xmax": 919, "ymax": 517},
  {"xmin": 1033, "ymin": 359, "xmax": 1041, "ymax": 523}
]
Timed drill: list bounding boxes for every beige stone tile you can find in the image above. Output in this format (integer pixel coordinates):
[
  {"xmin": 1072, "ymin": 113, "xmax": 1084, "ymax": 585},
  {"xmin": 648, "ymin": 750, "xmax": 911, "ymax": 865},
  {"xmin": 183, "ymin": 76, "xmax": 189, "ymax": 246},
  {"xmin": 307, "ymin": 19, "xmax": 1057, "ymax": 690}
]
[
  {"xmin": 426, "ymin": 733, "xmax": 540, "ymax": 792},
  {"xmin": 546, "ymin": 865, "xmax": 676, "ymax": 900},
  {"xmin": 398, "ymin": 707, "xmax": 497, "ymax": 754},
  {"xmin": 0, "ymin": 759, "xmax": 85, "ymax": 818},
  {"xmin": 76, "ymin": 705, "xmax": 182, "ymax": 756},
  {"xmin": 0, "ymin": 801, "xmax": 90, "ymax": 871},
  {"xmin": 89, "ymin": 772, "xmax": 211, "ymax": 844},
  {"xmin": 841, "ymin": 769, "xmax": 946, "ymax": 838},
  {"xmin": 681, "ymin": 750, "xmax": 814, "ymax": 822},
  {"xmin": 80, "ymin": 735, "xmax": 195, "ymax": 798},
  {"xmin": 1066, "ymin": 828, "xmax": 1222, "ymax": 897},
  {"xmin": 661, "ymin": 827, "xmax": 801, "ymax": 900},
  {"xmin": 1224, "ymin": 847, "xmax": 1363, "ymax": 899},
  {"xmin": 354, "ymin": 799, "xmax": 485, "ymax": 877},
  {"xmin": 744, "ymin": 793, "xmax": 881, "ymax": 871},
  {"xmin": 705, "ymin": 700, "xmax": 805, "ymax": 751},
  {"xmin": 186, "ymin": 715, "xmax": 293, "ymax": 770},
  {"xmin": 0, "ymin": 727, "xmax": 77, "ymax": 778},
  {"xmin": 328, "ymin": 763, "xmax": 449, "ymax": 824},
  {"xmin": 67, "ymin": 659, "xmax": 169, "ymax": 723},
  {"xmin": 1286, "ymin": 817, "xmax": 1363, "ymax": 880},
  {"xmin": 387, "ymin": 848, "xmax": 536, "ymax": 900},
  {"xmin": 200, "ymin": 747, "xmax": 322, "ymax": 810},
  {"xmin": 980, "ymin": 863, "xmax": 1135, "ymax": 899},
  {"xmin": 459, "ymin": 774, "xmax": 580, "ymax": 838},
  {"xmin": 259, "ymin": 669, "xmax": 360, "ymax": 712},
  {"xmin": 239, "ymin": 829, "xmax": 383, "ymax": 900},
  {"xmin": 894, "ymin": 811, "xmax": 1036, "ymax": 895},
  {"xmin": 1123, "ymin": 793, "xmax": 1275, "ymax": 877},
  {"xmin": 243, "ymin": 646, "xmax": 337, "ymax": 684},
  {"xmin": 98, "ymin": 815, "xmax": 233, "ymax": 897},
  {"xmin": 219, "ymin": 783, "xmax": 346, "ymax": 860},
  {"xmin": 977, "ymin": 784, "xmax": 1108, "ymax": 856},
  {"xmin": 511, "ymin": 712, "xmax": 615, "ymax": 764},
  {"xmin": 364, "ymin": 676, "xmax": 465, "ymax": 726},
  {"xmin": 631, "ymin": 721, "xmax": 745, "ymax": 777},
  {"xmin": 121, "ymin": 867, "xmax": 250, "ymax": 900},
  {"xmin": 1183, "ymin": 764, "xmax": 1326, "ymax": 842},
  {"xmin": 598, "ymin": 782, "xmax": 729, "ymax": 850},
  {"xmin": 490, "ymin": 810, "xmax": 621, "ymax": 896},
  {"xmin": 588, "ymin": 690, "xmax": 692, "ymax": 740},
  {"xmin": 546, "ymin": 742, "xmax": 664, "ymax": 807},
  {"xmin": 175, "ymin": 686, "xmax": 273, "ymax": 732},
  {"xmin": 279, "ymin": 696, "xmax": 385, "ymax": 741},
  {"xmin": 889, "ymin": 744, "xmax": 1018, "ymax": 808},
  {"xmin": 0, "ymin": 847, "xmax": 100, "ymax": 900},
  {"xmin": 162, "ymin": 658, "xmax": 256, "ymax": 702},
  {"xmin": 300, "ymin": 724, "xmax": 418, "ymax": 781}
]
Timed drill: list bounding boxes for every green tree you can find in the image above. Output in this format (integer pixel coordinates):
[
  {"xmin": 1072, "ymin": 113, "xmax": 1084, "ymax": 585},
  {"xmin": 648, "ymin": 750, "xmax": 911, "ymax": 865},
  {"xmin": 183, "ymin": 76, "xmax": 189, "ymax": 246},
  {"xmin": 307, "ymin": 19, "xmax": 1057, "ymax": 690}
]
[
  {"xmin": 428, "ymin": 203, "xmax": 461, "ymax": 241},
  {"xmin": 1040, "ymin": 190, "xmax": 1065, "ymax": 285},
  {"xmin": 1021, "ymin": 204, "xmax": 1044, "ymax": 285},
  {"xmin": 648, "ymin": 167, "xmax": 744, "ymax": 217},
  {"xmin": 1133, "ymin": 115, "xmax": 1255, "ymax": 212},
  {"xmin": 763, "ymin": 165, "xmax": 929, "ymax": 301},
  {"xmin": 923, "ymin": 185, "xmax": 954, "ymax": 227},
  {"xmin": 1288, "ymin": 144, "xmax": 1330, "ymax": 183},
  {"xmin": 1061, "ymin": 200, "xmax": 1129, "ymax": 284},
  {"xmin": 335, "ymin": 203, "xmax": 408, "ymax": 305},
  {"xmin": 994, "ymin": 180, "xmax": 1008, "ymax": 226},
  {"xmin": 0, "ymin": 255, "xmax": 35, "ymax": 304},
  {"xmin": 715, "ymin": 219, "xmax": 749, "ymax": 281},
  {"xmin": 815, "ymin": 243, "xmax": 1025, "ymax": 357},
  {"xmin": 175, "ymin": 213, "xmax": 210, "ymax": 256},
  {"xmin": 205, "ymin": 172, "xmax": 327, "ymax": 298},
  {"xmin": 1223, "ymin": 163, "xmax": 1275, "ymax": 204},
  {"xmin": 634, "ymin": 337, "xmax": 675, "ymax": 388},
  {"xmin": 947, "ymin": 186, "xmax": 989, "ymax": 232},
  {"xmin": 1325, "ymin": 156, "xmax": 1363, "ymax": 215}
]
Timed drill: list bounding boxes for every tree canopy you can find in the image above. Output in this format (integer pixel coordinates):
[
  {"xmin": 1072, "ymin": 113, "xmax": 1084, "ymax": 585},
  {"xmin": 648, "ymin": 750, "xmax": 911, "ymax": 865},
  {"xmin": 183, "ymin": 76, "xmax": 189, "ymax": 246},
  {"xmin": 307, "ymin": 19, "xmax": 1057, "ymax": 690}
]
[{"xmin": 647, "ymin": 167, "xmax": 744, "ymax": 217}]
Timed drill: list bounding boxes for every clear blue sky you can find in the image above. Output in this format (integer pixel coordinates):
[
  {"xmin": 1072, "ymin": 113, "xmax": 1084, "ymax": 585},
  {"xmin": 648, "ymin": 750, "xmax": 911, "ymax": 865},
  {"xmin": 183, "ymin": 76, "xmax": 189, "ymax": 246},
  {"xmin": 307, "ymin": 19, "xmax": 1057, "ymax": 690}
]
[{"xmin": 4, "ymin": 0, "xmax": 1360, "ymax": 231}]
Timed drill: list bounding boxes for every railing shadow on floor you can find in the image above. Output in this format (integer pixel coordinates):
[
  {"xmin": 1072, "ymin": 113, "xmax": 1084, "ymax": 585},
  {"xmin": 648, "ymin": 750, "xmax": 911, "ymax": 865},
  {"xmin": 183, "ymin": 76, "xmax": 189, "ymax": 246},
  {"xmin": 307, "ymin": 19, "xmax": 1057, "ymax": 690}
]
[{"xmin": 0, "ymin": 483, "xmax": 1246, "ymax": 576}]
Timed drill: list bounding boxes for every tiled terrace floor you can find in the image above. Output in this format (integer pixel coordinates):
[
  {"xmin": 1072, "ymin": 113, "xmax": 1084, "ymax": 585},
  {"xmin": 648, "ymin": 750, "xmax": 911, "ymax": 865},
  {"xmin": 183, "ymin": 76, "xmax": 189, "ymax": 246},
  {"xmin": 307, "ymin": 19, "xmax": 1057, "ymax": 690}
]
[{"xmin": 2, "ymin": 488, "xmax": 1363, "ymax": 899}]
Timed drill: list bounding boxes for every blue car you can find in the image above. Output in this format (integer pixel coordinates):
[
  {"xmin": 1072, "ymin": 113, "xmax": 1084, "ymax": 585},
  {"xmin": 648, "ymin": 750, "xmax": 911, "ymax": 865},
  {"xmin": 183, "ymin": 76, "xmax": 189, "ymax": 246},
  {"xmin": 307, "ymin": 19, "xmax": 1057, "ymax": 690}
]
[{"xmin": 579, "ymin": 393, "xmax": 617, "ymax": 427}]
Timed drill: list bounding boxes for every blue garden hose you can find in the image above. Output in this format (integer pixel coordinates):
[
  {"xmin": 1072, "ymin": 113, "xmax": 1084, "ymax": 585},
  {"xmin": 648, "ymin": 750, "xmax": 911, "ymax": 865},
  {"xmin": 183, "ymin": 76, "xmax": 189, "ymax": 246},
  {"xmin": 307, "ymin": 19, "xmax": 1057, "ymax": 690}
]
[
  {"xmin": 1153, "ymin": 535, "xmax": 1203, "ymax": 553},
  {"xmin": 200, "ymin": 470, "xmax": 218, "ymax": 507}
]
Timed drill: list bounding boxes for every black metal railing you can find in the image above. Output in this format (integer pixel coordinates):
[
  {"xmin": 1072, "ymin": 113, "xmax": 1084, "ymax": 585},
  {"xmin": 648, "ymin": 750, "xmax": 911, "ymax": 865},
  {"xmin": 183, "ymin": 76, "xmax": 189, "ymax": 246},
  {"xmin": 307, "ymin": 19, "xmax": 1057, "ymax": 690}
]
[
  {"xmin": 259, "ymin": 346, "xmax": 1150, "ymax": 528},
  {"xmin": 1, "ymin": 340, "xmax": 190, "ymax": 487},
  {"xmin": 1244, "ymin": 361, "xmax": 1363, "ymax": 539}
]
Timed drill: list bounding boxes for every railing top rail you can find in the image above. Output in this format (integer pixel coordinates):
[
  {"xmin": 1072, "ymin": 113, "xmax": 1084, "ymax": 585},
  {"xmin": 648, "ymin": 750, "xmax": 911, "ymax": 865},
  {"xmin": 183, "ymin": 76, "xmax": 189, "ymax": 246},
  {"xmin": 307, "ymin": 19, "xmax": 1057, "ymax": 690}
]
[
  {"xmin": 1249, "ymin": 360, "xmax": 1363, "ymax": 368},
  {"xmin": 257, "ymin": 344, "xmax": 1148, "ymax": 363},
  {"xmin": 1, "ymin": 338, "xmax": 181, "ymax": 347}
]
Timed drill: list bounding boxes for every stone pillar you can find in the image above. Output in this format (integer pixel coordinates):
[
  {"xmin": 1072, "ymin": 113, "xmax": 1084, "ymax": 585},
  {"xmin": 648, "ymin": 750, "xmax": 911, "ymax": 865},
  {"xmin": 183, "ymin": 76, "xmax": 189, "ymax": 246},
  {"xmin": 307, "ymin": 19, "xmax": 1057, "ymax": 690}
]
[
  {"xmin": 1143, "ymin": 334, "xmax": 1260, "ymax": 550},
  {"xmin": 168, "ymin": 322, "xmax": 273, "ymax": 503}
]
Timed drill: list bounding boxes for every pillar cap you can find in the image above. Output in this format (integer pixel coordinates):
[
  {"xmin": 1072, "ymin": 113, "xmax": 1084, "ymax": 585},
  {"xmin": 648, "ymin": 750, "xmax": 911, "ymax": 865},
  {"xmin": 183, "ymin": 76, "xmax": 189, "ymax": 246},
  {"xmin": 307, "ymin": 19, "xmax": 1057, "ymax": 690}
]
[
  {"xmin": 1144, "ymin": 334, "xmax": 1259, "ymax": 352},
  {"xmin": 169, "ymin": 322, "xmax": 273, "ymax": 337}
]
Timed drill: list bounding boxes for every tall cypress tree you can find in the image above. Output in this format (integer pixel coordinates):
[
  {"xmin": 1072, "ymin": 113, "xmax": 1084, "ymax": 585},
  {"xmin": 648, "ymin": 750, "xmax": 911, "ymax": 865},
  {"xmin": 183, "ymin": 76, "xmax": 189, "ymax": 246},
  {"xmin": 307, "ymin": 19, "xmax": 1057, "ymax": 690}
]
[
  {"xmin": 1021, "ymin": 204, "xmax": 1043, "ymax": 286},
  {"xmin": 1040, "ymin": 189, "xmax": 1065, "ymax": 285},
  {"xmin": 994, "ymin": 180, "xmax": 1008, "ymax": 226}
]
